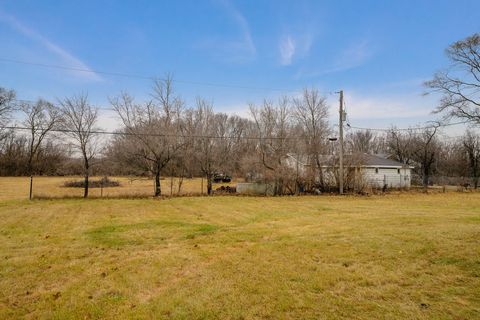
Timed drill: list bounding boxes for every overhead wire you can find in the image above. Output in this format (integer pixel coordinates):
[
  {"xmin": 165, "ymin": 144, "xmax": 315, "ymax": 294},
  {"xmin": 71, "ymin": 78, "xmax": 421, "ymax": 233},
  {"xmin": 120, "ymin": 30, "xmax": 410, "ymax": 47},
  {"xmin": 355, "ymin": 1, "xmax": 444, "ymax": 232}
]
[
  {"xmin": 0, "ymin": 57, "xmax": 335, "ymax": 95},
  {"xmin": 0, "ymin": 125, "xmax": 299, "ymax": 141},
  {"xmin": 341, "ymin": 96, "xmax": 474, "ymax": 132},
  {"xmin": 9, "ymin": 97, "xmax": 476, "ymax": 135},
  {"xmin": 345, "ymin": 120, "xmax": 472, "ymax": 132},
  {"xmin": 9, "ymin": 98, "xmax": 116, "ymax": 112}
]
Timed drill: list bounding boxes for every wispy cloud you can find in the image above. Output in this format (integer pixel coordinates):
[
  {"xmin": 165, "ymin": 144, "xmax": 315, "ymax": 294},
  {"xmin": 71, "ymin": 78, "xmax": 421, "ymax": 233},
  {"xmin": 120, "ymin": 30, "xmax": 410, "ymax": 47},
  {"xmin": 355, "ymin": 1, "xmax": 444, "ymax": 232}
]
[
  {"xmin": 329, "ymin": 40, "xmax": 372, "ymax": 73},
  {"xmin": 279, "ymin": 33, "xmax": 314, "ymax": 66},
  {"xmin": 279, "ymin": 35, "xmax": 295, "ymax": 65},
  {"xmin": 295, "ymin": 39, "xmax": 373, "ymax": 79},
  {"xmin": 197, "ymin": 0, "xmax": 256, "ymax": 63},
  {"xmin": 221, "ymin": 0, "xmax": 256, "ymax": 55},
  {"xmin": 0, "ymin": 10, "xmax": 102, "ymax": 81}
]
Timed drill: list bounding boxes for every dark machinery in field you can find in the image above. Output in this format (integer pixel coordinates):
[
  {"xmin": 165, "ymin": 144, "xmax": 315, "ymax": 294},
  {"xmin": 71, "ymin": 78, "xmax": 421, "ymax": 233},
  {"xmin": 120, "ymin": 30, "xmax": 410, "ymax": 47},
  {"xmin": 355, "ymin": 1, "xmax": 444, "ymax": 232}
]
[{"xmin": 213, "ymin": 173, "xmax": 232, "ymax": 183}]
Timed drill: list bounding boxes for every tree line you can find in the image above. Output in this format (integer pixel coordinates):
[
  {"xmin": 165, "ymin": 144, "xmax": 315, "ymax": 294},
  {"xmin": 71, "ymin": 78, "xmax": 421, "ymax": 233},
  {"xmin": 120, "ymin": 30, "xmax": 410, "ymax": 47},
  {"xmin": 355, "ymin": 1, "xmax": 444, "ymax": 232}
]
[{"xmin": 0, "ymin": 33, "xmax": 479, "ymax": 197}]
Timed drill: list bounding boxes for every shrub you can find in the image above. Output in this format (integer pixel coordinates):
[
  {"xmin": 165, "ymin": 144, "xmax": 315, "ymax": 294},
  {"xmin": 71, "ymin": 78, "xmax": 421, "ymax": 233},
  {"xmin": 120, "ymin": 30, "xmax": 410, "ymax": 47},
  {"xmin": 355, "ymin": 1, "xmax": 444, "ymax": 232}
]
[{"xmin": 63, "ymin": 176, "xmax": 120, "ymax": 188}]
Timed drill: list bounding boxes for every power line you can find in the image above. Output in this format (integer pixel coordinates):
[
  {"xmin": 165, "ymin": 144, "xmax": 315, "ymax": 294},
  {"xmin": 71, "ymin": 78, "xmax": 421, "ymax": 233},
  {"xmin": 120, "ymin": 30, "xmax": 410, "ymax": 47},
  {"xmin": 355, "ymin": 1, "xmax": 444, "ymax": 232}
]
[
  {"xmin": 440, "ymin": 135, "xmax": 463, "ymax": 141},
  {"xmin": 0, "ymin": 57, "xmax": 334, "ymax": 94},
  {"xmin": 0, "ymin": 125, "xmax": 300, "ymax": 141},
  {"xmin": 10, "ymin": 98, "xmax": 116, "ymax": 112},
  {"xmin": 346, "ymin": 121, "xmax": 470, "ymax": 132},
  {"xmin": 10, "ymin": 90, "xmax": 477, "ymax": 134},
  {"xmin": 345, "ymin": 120, "xmax": 472, "ymax": 132},
  {"xmin": 11, "ymin": 99, "xmax": 474, "ymax": 134},
  {"xmin": 341, "ymin": 96, "xmax": 474, "ymax": 132}
]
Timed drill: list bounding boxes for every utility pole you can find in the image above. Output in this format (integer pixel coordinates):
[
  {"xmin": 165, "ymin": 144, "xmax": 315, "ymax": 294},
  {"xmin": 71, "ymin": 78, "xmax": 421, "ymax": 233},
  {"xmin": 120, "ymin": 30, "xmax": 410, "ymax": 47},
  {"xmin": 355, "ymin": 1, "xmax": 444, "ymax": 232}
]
[{"xmin": 338, "ymin": 90, "xmax": 344, "ymax": 194}]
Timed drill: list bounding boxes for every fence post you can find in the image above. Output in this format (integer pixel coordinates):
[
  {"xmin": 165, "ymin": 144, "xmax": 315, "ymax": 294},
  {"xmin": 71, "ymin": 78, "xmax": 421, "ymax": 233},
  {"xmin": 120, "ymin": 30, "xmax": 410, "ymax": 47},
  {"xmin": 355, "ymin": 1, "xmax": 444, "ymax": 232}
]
[{"xmin": 29, "ymin": 175, "xmax": 33, "ymax": 200}]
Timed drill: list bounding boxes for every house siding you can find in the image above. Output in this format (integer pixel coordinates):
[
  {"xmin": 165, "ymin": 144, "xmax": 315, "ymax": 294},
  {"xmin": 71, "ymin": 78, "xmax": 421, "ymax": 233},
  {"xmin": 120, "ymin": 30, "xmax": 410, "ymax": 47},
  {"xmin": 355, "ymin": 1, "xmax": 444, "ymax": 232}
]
[{"xmin": 363, "ymin": 167, "xmax": 411, "ymax": 188}]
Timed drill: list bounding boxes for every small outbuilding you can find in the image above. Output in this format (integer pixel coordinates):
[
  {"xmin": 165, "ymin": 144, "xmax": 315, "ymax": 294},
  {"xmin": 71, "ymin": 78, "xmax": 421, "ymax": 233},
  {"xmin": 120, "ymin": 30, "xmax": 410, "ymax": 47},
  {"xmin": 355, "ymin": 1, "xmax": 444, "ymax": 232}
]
[
  {"xmin": 356, "ymin": 154, "xmax": 413, "ymax": 188},
  {"xmin": 236, "ymin": 153, "xmax": 414, "ymax": 195},
  {"xmin": 285, "ymin": 153, "xmax": 414, "ymax": 189}
]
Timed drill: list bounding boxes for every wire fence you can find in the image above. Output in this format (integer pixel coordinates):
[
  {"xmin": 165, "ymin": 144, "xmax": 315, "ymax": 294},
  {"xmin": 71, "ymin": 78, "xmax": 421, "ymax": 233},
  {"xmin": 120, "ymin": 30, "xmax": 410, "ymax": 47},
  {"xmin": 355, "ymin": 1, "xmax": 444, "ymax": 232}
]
[{"xmin": 0, "ymin": 176, "xmax": 240, "ymax": 201}]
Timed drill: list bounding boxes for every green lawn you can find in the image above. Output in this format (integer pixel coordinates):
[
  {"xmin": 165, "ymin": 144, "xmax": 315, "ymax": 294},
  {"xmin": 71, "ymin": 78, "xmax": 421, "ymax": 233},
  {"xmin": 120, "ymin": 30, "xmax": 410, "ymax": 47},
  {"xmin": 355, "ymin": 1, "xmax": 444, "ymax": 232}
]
[{"xmin": 1, "ymin": 193, "xmax": 479, "ymax": 319}]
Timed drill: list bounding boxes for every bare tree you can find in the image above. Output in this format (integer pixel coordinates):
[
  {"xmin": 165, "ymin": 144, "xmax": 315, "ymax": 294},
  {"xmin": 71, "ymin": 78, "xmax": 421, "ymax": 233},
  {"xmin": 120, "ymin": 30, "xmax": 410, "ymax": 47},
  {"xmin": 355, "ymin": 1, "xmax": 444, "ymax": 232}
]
[
  {"xmin": 411, "ymin": 125, "xmax": 441, "ymax": 187},
  {"xmin": 387, "ymin": 128, "xmax": 415, "ymax": 165},
  {"xmin": 0, "ymin": 87, "xmax": 15, "ymax": 121},
  {"xmin": 292, "ymin": 88, "xmax": 330, "ymax": 189},
  {"xmin": 191, "ymin": 98, "xmax": 217, "ymax": 194},
  {"xmin": 192, "ymin": 99, "xmax": 233, "ymax": 195},
  {"xmin": 182, "ymin": 99, "xmax": 247, "ymax": 195},
  {"xmin": 425, "ymin": 33, "xmax": 480, "ymax": 123},
  {"xmin": 217, "ymin": 114, "xmax": 248, "ymax": 176},
  {"xmin": 0, "ymin": 88, "xmax": 16, "ymax": 142},
  {"xmin": 59, "ymin": 94, "xmax": 99, "ymax": 198},
  {"xmin": 462, "ymin": 130, "xmax": 480, "ymax": 188},
  {"xmin": 0, "ymin": 132, "xmax": 67, "ymax": 177},
  {"xmin": 436, "ymin": 139, "xmax": 465, "ymax": 178},
  {"xmin": 111, "ymin": 76, "xmax": 185, "ymax": 196},
  {"xmin": 346, "ymin": 130, "xmax": 387, "ymax": 154},
  {"xmin": 249, "ymin": 97, "xmax": 293, "ymax": 195},
  {"xmin": 21, "ymin": 99, "xmax": 60, "ymax": 199},
  {"xmin": 0, "ymin": 134, "xmax": 28, "ymax": 175}
]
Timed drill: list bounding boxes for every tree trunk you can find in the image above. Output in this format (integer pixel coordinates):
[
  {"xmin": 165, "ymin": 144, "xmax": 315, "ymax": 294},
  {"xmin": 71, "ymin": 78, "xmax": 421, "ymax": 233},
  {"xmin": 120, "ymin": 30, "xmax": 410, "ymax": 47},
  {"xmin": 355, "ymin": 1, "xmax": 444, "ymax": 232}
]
[
  {"xmin": 278, "ymin": 177, "xmax": 284, "ymax": 195},
  {"xmin": 273, "ymin": 178, "xmax": 280, "ymax": 196},
  {"xmin": 177, "ymin": 173, "xmax": 184, "ymax": 194},
  {"xmin": 155, "ymin": 170, "xmax": 161, "ymax": 197},
  {"xmin": 472, "ymin": 162, "xmax": 479, "ymax": 189},
  {"xmin": 422, "ymin": 166, "xmax": 429, "ymax": 188},
  {"xmin": 207, "ymin": 174, "xmax": 213, "ymax": 195},
  {"xmin": 84, "ymin": 174, "xmax": 89, "ymax": 198},
  {"xmin": 83, "ymin": 153, "xmax": 89, "ymax": 198}
]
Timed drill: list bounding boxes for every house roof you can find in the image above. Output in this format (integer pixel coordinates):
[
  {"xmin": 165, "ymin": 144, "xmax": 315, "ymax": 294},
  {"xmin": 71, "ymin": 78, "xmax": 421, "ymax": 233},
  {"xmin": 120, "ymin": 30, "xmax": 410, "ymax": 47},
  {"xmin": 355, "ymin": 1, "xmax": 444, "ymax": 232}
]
[{"xmin": 360, "ymin": 154, "xmax": 411, "ymax": 168}]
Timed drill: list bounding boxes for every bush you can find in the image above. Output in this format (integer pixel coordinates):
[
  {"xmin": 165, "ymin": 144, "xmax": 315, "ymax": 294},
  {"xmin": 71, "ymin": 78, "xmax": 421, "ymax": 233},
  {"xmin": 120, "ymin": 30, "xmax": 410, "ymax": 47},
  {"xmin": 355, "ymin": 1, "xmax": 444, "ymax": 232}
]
[{"xmin": 63, "ymin": 177, "xmax": 120, "ymax": 188}]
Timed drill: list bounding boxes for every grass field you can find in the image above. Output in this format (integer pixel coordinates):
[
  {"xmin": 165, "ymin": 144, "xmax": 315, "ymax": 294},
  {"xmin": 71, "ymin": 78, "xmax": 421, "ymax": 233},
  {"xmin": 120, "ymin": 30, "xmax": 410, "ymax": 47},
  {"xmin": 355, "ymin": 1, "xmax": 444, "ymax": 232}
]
[{"xmin": 0, "ymin": 178, "xmax": 479, "ymax": 319}]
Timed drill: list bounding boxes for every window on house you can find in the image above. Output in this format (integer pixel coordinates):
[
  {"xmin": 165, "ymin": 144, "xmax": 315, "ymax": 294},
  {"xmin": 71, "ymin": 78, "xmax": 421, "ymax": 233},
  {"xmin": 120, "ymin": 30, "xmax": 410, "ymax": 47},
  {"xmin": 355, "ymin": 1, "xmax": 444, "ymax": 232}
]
[{"xmin": 375, "ymin": 168, "xmax": 379, "ymax": 174}]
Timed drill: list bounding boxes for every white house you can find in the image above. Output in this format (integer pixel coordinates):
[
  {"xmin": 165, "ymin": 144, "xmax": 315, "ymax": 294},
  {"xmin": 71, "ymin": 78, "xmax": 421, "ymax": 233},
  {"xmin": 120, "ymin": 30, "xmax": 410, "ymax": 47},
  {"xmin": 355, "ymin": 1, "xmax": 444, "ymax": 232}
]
[
  {"xmin": 286, "ymin": 153, "xmax": 414, "ymax": 189},
  {"xmin": 354, "ymin": 154, "xmax": 413, "ymax": 188}
]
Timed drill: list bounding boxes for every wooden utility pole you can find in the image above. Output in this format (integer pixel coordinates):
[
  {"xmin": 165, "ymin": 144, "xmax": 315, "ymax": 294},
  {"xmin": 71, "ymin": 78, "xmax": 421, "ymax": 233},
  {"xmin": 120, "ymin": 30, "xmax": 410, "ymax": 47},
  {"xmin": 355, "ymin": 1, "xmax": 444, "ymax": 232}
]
[{"xmin": 338, "ymin": 90, "xmax": 344, "ymax": 194}]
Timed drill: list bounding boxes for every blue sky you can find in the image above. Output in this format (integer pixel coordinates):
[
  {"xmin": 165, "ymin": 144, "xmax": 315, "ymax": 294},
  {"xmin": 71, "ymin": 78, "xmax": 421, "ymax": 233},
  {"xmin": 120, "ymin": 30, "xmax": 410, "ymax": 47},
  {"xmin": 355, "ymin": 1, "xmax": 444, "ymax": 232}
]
[{"xmin": 0, "ymin": 0, "xmax": 479, "ymax": 133}]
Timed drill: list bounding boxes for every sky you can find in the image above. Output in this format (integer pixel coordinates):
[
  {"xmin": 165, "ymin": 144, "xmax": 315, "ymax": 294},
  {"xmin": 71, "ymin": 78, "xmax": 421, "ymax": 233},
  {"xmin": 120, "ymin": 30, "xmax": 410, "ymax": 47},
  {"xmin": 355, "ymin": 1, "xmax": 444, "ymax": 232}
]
[{"xmin": 0, "ymin": 0, "xmax": 479, "ymax": 135}]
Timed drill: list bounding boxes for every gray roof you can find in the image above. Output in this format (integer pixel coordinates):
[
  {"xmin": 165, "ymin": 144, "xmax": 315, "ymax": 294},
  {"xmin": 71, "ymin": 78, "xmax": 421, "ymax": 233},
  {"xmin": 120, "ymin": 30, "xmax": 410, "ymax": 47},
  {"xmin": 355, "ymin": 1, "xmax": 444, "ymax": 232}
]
[{"xmin": 359, "ymin": 154, "xmax": 410, "ymax": 168}]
